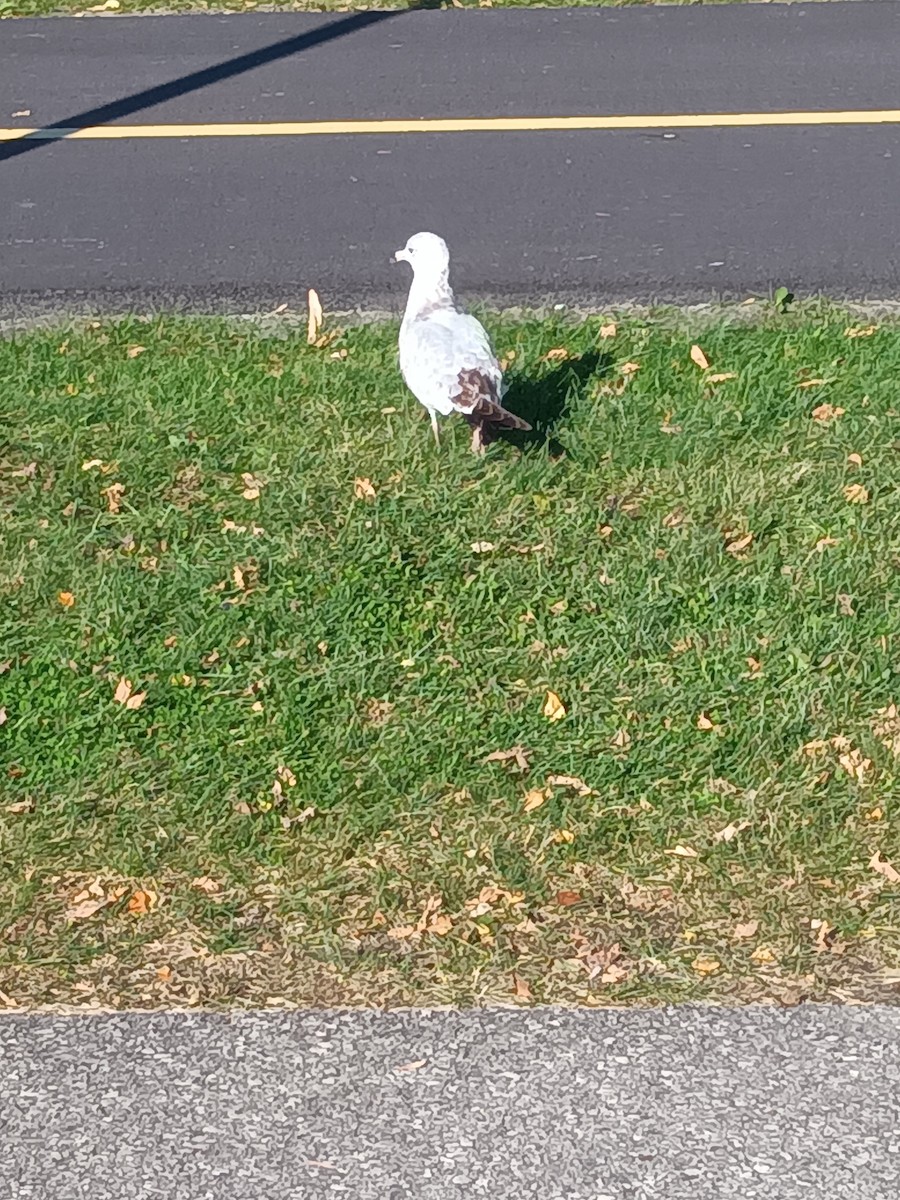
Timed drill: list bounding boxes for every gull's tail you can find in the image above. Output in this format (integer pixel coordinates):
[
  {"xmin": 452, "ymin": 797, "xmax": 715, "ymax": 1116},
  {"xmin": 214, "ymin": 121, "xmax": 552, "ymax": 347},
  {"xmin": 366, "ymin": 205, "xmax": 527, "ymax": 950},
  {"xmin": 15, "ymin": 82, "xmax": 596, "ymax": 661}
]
[{"xmin": 453, "ymin": 369, "xmax": 532, "ymax": 431}]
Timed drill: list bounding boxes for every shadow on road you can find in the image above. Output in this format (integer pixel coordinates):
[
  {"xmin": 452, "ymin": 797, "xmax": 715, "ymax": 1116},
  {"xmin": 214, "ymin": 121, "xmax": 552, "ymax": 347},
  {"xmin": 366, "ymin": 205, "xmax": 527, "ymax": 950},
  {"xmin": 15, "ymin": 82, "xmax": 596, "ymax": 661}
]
[
  {"xmin": 0, "ymin": 9, "xmax": 402, "ymax": 164},
  {"xmin": 499, "ymin": 350, "xmax": 611, "ymax": 456}
]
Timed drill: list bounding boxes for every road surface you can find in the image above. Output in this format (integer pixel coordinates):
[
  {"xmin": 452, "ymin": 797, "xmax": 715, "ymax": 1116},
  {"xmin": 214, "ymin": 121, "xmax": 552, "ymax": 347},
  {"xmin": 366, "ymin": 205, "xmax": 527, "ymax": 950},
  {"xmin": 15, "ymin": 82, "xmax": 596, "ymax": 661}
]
[
  {"xmin": 2, "ymin": 1005, "xmax": 900, "ymax": 1199},
  {"xmin": 1, "ymin": 3, "xmax": 900, "ymax": 314}
]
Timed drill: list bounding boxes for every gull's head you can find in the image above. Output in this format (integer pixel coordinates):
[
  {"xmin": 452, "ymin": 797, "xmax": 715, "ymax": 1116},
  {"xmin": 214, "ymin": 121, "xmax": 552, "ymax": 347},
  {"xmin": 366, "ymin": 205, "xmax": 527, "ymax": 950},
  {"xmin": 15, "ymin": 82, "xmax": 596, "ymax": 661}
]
[{"xmin": 391, "ymin": 231, "xmax": 450, "ymax": 278}]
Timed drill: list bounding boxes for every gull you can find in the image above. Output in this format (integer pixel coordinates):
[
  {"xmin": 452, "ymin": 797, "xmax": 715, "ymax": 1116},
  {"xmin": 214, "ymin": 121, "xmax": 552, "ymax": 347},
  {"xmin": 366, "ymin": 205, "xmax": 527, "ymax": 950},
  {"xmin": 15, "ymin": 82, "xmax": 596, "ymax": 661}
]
[{"xmin": 392, "ymin": 232, "xmax": 532, "ymax": 453}]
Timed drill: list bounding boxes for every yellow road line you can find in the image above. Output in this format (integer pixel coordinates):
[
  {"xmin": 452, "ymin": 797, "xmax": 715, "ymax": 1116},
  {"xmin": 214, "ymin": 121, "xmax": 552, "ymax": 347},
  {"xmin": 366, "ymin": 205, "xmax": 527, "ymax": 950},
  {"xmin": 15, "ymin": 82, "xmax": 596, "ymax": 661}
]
[{"xmin": 3, "ymin": 109, "xmax": 900, "ymax": 140}]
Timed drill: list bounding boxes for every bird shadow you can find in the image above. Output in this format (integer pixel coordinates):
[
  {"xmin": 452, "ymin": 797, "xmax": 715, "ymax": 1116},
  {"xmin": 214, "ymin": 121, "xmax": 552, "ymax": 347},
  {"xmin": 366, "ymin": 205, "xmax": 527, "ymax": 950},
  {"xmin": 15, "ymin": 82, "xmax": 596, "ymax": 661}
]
[{"xmin": 495, "ymin": 350, "xmax": 613, "ymax": 457}]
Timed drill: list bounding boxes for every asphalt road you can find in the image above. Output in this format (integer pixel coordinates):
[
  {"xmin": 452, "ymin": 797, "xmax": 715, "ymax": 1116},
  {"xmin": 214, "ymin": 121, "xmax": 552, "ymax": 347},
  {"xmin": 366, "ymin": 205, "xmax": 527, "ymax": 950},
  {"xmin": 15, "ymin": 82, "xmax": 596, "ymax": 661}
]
[
  {"xmin": 1, "ymin": 3, "xmax": 900, "ymax": 314},
  {"xmin": 2, "ymin": 1006, "xmax": 900, "ymax": 1199}
]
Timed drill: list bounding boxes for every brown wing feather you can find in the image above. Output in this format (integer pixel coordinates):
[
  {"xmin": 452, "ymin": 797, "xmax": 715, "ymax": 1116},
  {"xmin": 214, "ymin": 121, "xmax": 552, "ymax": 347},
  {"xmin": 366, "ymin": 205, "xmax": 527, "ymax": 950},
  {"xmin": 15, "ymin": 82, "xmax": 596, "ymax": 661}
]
[{"xmin": 452, "ymin": 369, "xmax": 532, "ymax": 431}]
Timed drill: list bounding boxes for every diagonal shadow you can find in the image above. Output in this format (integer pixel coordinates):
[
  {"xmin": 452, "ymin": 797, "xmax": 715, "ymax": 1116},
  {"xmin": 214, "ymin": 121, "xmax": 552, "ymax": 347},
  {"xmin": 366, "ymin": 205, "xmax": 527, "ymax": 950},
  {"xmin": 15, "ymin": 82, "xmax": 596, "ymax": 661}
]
[
  {"xmin": 0, "ymin": 10, "xmax": 401, "ymax": 165},
  {"xmin": 497, "ymin": 350, "xmax": 612, "ymax": 456}
]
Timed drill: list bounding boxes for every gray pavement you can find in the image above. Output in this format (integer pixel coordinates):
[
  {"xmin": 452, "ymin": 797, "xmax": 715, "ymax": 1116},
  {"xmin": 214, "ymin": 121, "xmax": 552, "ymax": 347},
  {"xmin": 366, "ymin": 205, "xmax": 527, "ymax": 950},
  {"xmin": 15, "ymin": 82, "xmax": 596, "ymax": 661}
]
[
  {"xmin": 2, "ymin": 1005, "xmax": 900, "ymax": 1198},
  {"xmin": 2, "ymin": 4, "xmax": 900, "ymax": 314}
]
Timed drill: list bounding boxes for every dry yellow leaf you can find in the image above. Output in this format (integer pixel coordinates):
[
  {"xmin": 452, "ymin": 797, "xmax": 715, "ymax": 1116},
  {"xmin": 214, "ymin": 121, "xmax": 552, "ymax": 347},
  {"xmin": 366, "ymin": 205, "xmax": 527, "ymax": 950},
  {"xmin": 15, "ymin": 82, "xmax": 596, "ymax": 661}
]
[
  {"xmin": 599, "ymin": 322, "xmax": 617, "ymax": 339},
  {"xmin": 844, "ymin": 325, "xmax": 877, "ymax": 338},
  {"xmin": 512, "ymin": 973, "xmax": 532, "ymax": 1000},
  {"xmin": 57, "ymin": 591, "xmax": 75, "ymax": 608},
  {"xmin": 665, "ymin": 844, "xmax": 699, "ymax": 858},
  {"xmin": 551, "ymin": 828, "xmax": 576, "ymax": 844},
  {"xmin": 191, "ymin": 876, "xmax": 221, "ymax": 894},
  {"xmin": 870, "ymin": 851, "xmax": 900, "ymax": 884},
  {"xmin": 691, "ymin": 954, "xmax": 721, "ymax": 976},
  {"xmin": 546, "ymin": 773, "xmax": 593, "ymax": 796},
  {"xmin": 843, "ymin": 483, "xmax": 869, "ymax": 505},
  {"xmin": 725, "ymin": 531, "xmax": 754, "ymax": 555},
  {"xmin": 733, "ymin": 920, "xmax": 759, "ymax": 940},
  {"xmin": 523, "ymin": 787, "xmax": 550, "ymax": 813},
  {"xmin": 354, "ymin": 477, "xmax": 377, "ymax": 502},
  {"xmin": 484, "ymin": 745, "xmax": 532, "ymax": 773},
  {"xmin": 847, "ymin": 452, "xmax": 863, "ymax": 467},
  {"xmin": 611, "ymin": 728, "xmax": 631, "ymax": 750},
  {"xmin": 662, "ymin": 510, "xmax": 684, "ymax": 529},
  {"xmin": 113, "ymin": 677, "xmax": 133, "ymax": 705},
  {"xmin": 798, "ymin": 378, "xmax": 827, "ymax": 389},
  {"xmin": 750, "ymin": 945, "xmax": 777, "ymax": 965},
  {"xmin": 100, "ymin": 482, "xmax": 125, "ymax": 514},
  {"xmin": 542, "ymin": 690, "xmax": 567, "ymax": 722},
  {"xmin": 811, "ymin": 402, "xmax": 845, "ymax": 423},
  {"xmin": 707, "ymin": 372, "xmax": 737, "ymax": 383},
  {"xmin": 127, "ymin": 889, "xmax": 157, "ymax": 916},
  {"xmin": 690, "ymin": 344, "xmax": 710, "ymax": 371},
  {"xmin": 696, "ymin": 713, "xmax": 716, "ymax": 731},
  {"xmin": 126, "ymin": 345, "xmax": 146, "ymax": 359},
  {"xmin": 620, "ymin": 361, "xmax": 641, "ymax": 376},
  {"xmin": 471, "ymin": 541, "xmax": 496, "ymax": 553},
  {"xmin": 307, "ymin": 288, "xmax": 324, "ymax": 344},
  {"xmin": 713, "ymin": 819, "xmax": 750, "ymax": 843},
  {"xmin": 542, "ymin": 347, "xmax": 570, "ymax": 362},
  {"xmin": 867, "ymin": 806, "xmax": 884, "ymax": 822}
]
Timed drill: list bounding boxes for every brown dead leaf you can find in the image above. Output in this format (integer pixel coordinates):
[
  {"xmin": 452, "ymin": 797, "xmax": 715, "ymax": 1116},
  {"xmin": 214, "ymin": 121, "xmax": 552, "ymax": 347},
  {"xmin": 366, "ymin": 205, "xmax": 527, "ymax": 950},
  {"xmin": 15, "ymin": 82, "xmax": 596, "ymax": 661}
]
[
  {"xmin": 523, "ymin": 787, "xmax": 550, "ymax": 813},
  {"xmin": 696, "ymin": 713, "xmax": 716, "ymax": 731},
  {"xmin": 725, "ymin": 531, "xmax": 754, "ymax": 556},
  {"xmin": 838, "ymin": 747, "xmax": 871, "ymax": 785},
  {"xmin": 811, "ymin": 403, "xmax": 845, "ymax": 423},
  {"xmin": 65, "ymin": 897, "xmax": 109, "ymax": 921},
  {"xmin": 733, "ymin": 920, "xmax": 759, "ymax": 940},
  {"xmin": 191, "ymin": 876, "xmax": 221, "ymax": 894},
  {"xmin": 546, "ymin": 773, "xmax": 594, "ymax": 796},
  {"xmin": 611, "ymin": 727, "xmax": 632, "ymax": 750},
  {"xmin": 427, "ymin": 913, "xmax": 453, "ymax": 937},
  {"xmin": 354, "ymin": 477, "xmax": 376, "ymax": 502},
  {"xmin": 815, "ymin": 536, "xmax": 839, "ymax": 552},
  {"xmin": 662, "ymin": 510, "xmax": 685, "ymax": 529},
  {"xmin": 843, "ymin": 483, "xmax": 869, "ymax": 505},
  {"xmin": 126, "ymin": 345, "xmax": 146, "ymax": 359},
  {"xmin": 484, "ymin": 745, "xmax": 531, "ymax": 773},
  {"xmin": 665, "ymin": 844, "xmax": 699, "ymax": 858},
  {"xmin": 541, "ymin": 347, "xmax": 570, "ymax": 362},
  {"xmin": 57, "ymin": 590, "xmax": 76, "ymax": 609},
  {"xmin": 307, "ymin": 288, "xmax": 324, "ymax": 344},
  {"xmin": 691, "ymin": 955, "xmax": 721, "ymax": 976},
  {"xmin": 555, "ymin": 890, "xmax": 582, "ymax": 907},
  {"xmin": 847, "ymin": 452, "xmax": 863, "ymax": 467},
  {"xmin": 512, "ymin": 974, "xmax": 532, "ymax": 1000},
  {"xmin": 620, "ymin": 361, "xmax": 641, "ymax": 376},
  {"xmin": 713, "ymin": 819, "xmax": 751, "ymax": 843},
  {"xmin": 599, "ymin": 322, "xmax": 617, "ymax": 339},
  {"xmin": 812, "ymin": 919, "xmax": 836, "ymax": 953},
  {"xmin": 127, "ymin": 889, "xmax": 157, "ymax": 916},
  {"xmin": 690, "ymin": 344, "xmax": 710, "ymax": 371},
  {"xmin": 542, "ymin": 690, "xmax": 567, "ymax": 722},
  {"xmin": 113, "ymin": 677, "xmax": 133, "ymax": 705},
  {"xmin": 100, "ymin": 482, "xmax": 125, "ymax": 513},
  {"xmin": 5, "ymin": 799, "xmax": 33, "ymax": 815},
  {"xmin": 870, "ymin": 851, "xmax": 900, "ymax": 884},
  {"xmin": 844, "ymin": 325, "xmax": 877, "ymax": 338},
  {"xmin": 750, "ymin": 945, "xmax": 778, "ymax": 966}
]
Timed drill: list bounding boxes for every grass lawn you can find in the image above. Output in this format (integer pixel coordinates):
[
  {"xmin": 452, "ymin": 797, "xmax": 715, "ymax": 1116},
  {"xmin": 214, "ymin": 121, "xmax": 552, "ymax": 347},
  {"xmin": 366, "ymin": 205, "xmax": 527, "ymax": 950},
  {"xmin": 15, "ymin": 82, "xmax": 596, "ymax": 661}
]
[
  {"xmin": 1, "ymin": 305, "xmax": 899, "ymax": 1010},
  {"xmin": 0, "ymin": 0, "xmax": 810, "ymax": 21}
]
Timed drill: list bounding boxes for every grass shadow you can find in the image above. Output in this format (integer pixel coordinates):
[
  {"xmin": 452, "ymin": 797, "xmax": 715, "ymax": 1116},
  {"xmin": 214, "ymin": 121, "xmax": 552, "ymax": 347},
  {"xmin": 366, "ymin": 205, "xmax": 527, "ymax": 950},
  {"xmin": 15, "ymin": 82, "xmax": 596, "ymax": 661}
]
[{"xmin": 497, "ymin": 349, "xmax": 613, "ymax": 457}]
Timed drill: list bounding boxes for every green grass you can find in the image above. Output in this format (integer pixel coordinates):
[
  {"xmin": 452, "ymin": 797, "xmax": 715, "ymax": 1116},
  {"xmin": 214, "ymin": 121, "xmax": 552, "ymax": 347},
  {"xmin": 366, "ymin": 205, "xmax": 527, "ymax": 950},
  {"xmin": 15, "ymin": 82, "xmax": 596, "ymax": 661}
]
[
  {"xmin": 0, "ymin": 0, "xmax": 811, "ymax": 22},
  {"xmin": 2, "ymin": 306, "xmax": 899, "ymax": 1010}
]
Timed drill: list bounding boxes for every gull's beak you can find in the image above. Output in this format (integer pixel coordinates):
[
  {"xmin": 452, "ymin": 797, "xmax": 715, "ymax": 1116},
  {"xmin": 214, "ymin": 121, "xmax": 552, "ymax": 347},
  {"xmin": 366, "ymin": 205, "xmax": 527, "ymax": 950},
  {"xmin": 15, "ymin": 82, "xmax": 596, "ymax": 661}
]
[{"xmin": 391, "ymin": 248, "xmax": 408, "ymax": 265}]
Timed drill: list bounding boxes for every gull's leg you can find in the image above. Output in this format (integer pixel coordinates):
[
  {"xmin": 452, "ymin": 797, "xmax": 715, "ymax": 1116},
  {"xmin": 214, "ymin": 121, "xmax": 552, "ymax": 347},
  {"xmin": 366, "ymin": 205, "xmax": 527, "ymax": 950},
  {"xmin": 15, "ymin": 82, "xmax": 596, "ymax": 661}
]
[
  {"xmin": 430, "ymin": 410, "xmax": 441, "ymax": 448},
  {"xmin": 470, "ymin": 419, "xmax": 486, "ymax": 456}
]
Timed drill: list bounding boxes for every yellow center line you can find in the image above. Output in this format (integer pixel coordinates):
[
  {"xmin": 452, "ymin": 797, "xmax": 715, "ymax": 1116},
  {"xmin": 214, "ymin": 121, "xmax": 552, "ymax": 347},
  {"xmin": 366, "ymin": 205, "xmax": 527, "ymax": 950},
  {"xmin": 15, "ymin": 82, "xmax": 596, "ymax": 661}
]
[{"xmin": 3, "ymin": 109, "xmax": 900, "ymax": 140}]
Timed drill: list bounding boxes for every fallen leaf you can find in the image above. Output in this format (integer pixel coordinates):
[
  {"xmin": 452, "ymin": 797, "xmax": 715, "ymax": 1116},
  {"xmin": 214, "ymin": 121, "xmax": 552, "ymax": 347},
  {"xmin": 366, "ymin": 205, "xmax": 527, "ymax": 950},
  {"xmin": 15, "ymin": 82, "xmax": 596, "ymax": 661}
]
[
  {"xmin": 127, "ymin": 889, "xmax": 157, "ymax": 916},
  {"xmin": 57, "ymin": 591, "xmax": 75, "ymax": 609},
  {"xmin": 5, "ymin": 800, "xmax": 33, "ymax": 815},
  {"xmin": 696, "ymin": 713, "xmax": 716, "ymax": 731},
  {"xmin": 126, "ymin": 345, "xmax": 146, "ymax": 359},
  {"xmin": 546, "ymin": 773, "xmax": 593, "ymax": 796},
  {"xmin": 523, "ymin": 787, "xmax": 550, "ymax": 813},
  {"xmin": 484, "ymin": 745, "xmax": 531, "ymax": 773},
  {"xmin": 713, "ymin": 819, "xmax": 750, "ymax": 843},
  {"xmin": 354, "ymin": 477, "xmax": 376, "ymax": 502},
  {"xmin": 847, "ymin": 452, "xmax": 863, "ymax": 467},
  {"xmin": 551, "ymin": 828, "xmax": 576, "ymax": 844},
  {"xmin": 542, "ymin": 690, "xmax": 567, "ymax": 722},
  {"xmin": 541, "ymin": 347, "xmax": 570, "ymax": 362},
  {"xmin": 812, "ymin": 919, "xmax": 836, "ymax": 953},
  {"xmin": 620, "ymin": 361, "xmax": 641, "ymax": 376},
  {"xmin": 113, "ymin": 677, "xmax": 133, "ymax": 705},
  {"xmin": 870, "ymin": 851, "xmax": 900, "ymax": 884},
  {"xmin": 750, "ymin": 945, "xmax": 778, "ymax": 966},
  {"xmin": 471, "ymin": 541, "xmax": 496, "ymax": 554},
  {"xmin": 241, "ymin": 472, "xmax": 264, "ymax": 501},
  {"xmin": 232, "ymin": 565, "xmax": 246, "ymax": 590},
  {"xmin": 156, "ymin": 966, "xmax": 172, "ymax": 982},
  {"xmin": 690, "ymin": 344, "xmax": 710, "ymax": 371},
  {"xmin": 0, "ymin": 708, "xmax": 6, "ymax": 727},
  {"xmin": 799, "ymin": 379, "xmax": 828, "ymax": 389},
  {"xmin": 844, "ymin": 325, "xmax": 877, "ymax": 338},
  {"xmin": 88, "ymin": 0, "xmax": 120, "ymax": 10},
  {"xmin": 659, "ymin": 412, "xmax": 682, "ymax": 435},
  {"xmin": 745, "ymin": 656, "xmax": 763, "ymax": 678},
  {"xmin": 662, "ymin": 510, "xmax": 684, "ymax": 529},
  {"xmin": 725, "ymin": 532, "xmax": 754, "ymax": 555},
  {"xmin": 815, "ymin": 536, "xmax": 839, "ymax": 552},
  {"xmin": 866, "ymin": 806, "xmax": 884, "ymax": 822},
  {"xmin": 600, "ymin": 961, "xmax": 629, "ymax": 985},
  {"xmin": 394, "ymin": 1059, "xmax": 427, "ymax": 1073},
  {"xmin": 100, "ymin": 482, "xmax": 125, "ymax": 513},
  {"xmin": 733, "ymin": 920, "xmax": 759, "ymax": 940},
  {"xmin": 512, "ymin": 974, "xmax": 532, "ymax": 1000},
  {"xmin": 838, "ymin": 747, "xmax": 871, "ymax": 785},
  {"xmin": 555, "ymin": 890, "xmax": 582, "ymax": 907},
  {"xmin": 65, "ymin": 897, "xmax": 109, "ymax": 921},
  {"xmin": 599, "ymin": 322, "xmax": 617, "ymax": 339},
  {"xmin": 843, "ymin": 483, "xmax": 869, "ymax": 505},
  {"xmin": 836, "ymin": 592, "xmax": 855, "ymax": 616},
  {"xmin": 707, "ymin": 372, "xmax": 737, "ymax": 383},
  {"xmin": 191, "ymin": 876, "xmax": 221, "ymax": 894},
  {"xmin": 611, "ymin": 727, "xmax": 631, "ymax": 750},
  {"xmin": 307, "ymin": 288, "xmax": 324, "ymax": 344},
  {"xmin": 811, "ymin": 402, "xmax": 845, "ymax": 423},
  {"xmin": 691, "ymin": 955, "xmax": 721, "ymax": 976},
  {"xmin": 665, "ymin": 844, "xmax": 699, "ymax": 858},
  {"xmin": 10, "ymin": 461, "xmax": 37, "ymax": 478},
  {"xmin": 427, "ymin": 913, "xmax": 453, "ymax": 937}
]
